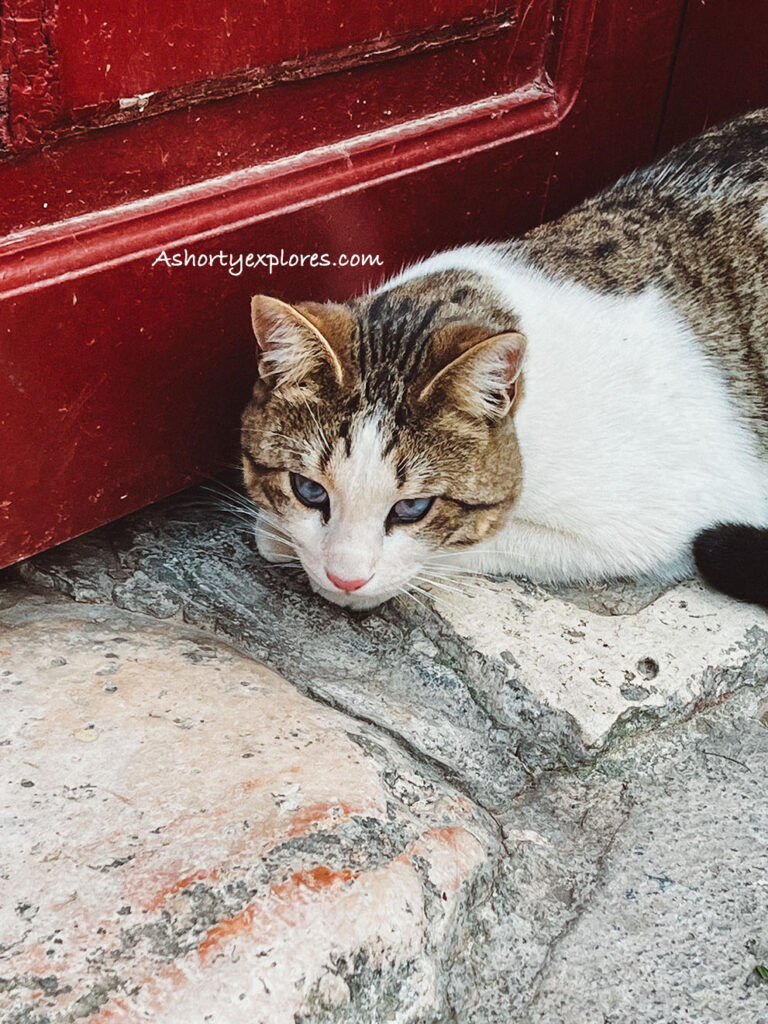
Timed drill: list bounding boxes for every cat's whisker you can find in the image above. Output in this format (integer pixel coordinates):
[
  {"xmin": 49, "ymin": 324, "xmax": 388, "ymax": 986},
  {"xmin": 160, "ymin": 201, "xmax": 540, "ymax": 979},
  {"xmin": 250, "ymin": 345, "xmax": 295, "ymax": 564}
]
[
  {"xmin": 257, "ymin": 510, "xmax": 294, "ymax": 534},
  {"xmin": 429, "ymin": 548, "xmax": 512, "ymax": 559},
  {"xmin": 421, "ymin": 561, "xmax": 489, "ymax": 582},
  {"xmin": 201, "ymin": 481, "xmax": 258, "ymax": 510},
  {"xmin": 161, "ymin": 516, "xmax": 227, "ymax": 529},
  {"xmin": 399, "ymin": 586, "xmax": 431, "ymax": 614},
  {"xmin": 213, "ymin": 506, "xmax": 260, "ymax": 526},
  {"xmin": 420, "ymin": 568, "xmax": 493, "ymax": 592},
  {"xmin": 210, "ymin": 505, "xmax": 259, "ymax": 525},
  {"xmin": 206, "ymin": 491, "xmax": 256, "ymax": 509},
  {"xmin": 413, "ymin": 574, "xmax": 482, "ymax": 599},
  {"xmin": 395, "ymin": 591, "xmax": 424, "ymax": 615},
  {"xmin": 422, "ymin": 562, "xmax": 486, "ymax": 580},
  {"xmin": 427, "ymin": 555, "xmax": 512, "ymax": 578},
  {"xmin": 256, "ymin": 542, "xmax": 301, "ymax": 560},
  {"xmin": 255, "ymin": 531, "xmax": 297, "ymax": 549},
  {"xmin": 258, "ymin": 523, "xmax": 289, "ymax": 538},
  {"xmin": 423, "ymin": 573, "xmax": 487, "ymax": 590},
  {"xmin": 407, "ymin": 581, "xmax": 436, "ymax": 605},
  {"xmin": 254, "ymin": 521, "xmax": 297, "ymax": 544},
  {"xmin": 256, "ymin": 505, "xmax": 282, "ymax": 520},
  {"xmin": 255, "ymin": 513, "xmax": 299, "ymax": 547},
  {"xmin": 213, "ymin": 504, "xmax": 263, "ymax": 525},
  {"xmin": 257, "ymin": 512, "xmax": 286, "ymax": 527},
  {"xmin": 181, "ymin": 493, "xmax": 249, "ymax": 511},
  {"xmin": 420, "ymin": 580, "xmax": 486, "ymax": 600}
]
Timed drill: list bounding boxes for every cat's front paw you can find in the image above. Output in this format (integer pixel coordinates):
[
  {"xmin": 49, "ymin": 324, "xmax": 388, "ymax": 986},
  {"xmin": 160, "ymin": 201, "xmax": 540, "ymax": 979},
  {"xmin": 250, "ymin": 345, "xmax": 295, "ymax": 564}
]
[{"xmin": 255, "ymin": 523, "xmax": 295, "ymax": 564}]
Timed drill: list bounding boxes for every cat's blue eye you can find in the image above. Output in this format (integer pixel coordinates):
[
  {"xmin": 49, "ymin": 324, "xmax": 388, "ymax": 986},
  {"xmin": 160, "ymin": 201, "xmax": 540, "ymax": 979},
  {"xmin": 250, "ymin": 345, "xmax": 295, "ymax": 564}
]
[
  {"xmin": 389, "ymin": 497, "xmax": 434, "ymax": 524},
  {"xmin": 290, "ymin": 472, "xmax": 328, "ymax": 509}
]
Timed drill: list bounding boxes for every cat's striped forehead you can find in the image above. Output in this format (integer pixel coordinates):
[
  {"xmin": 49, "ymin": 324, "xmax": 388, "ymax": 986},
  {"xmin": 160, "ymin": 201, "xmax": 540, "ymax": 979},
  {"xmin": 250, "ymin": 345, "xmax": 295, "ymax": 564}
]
[
  {"xmin": 351, "ymin": 272, "xmax": 515, "ymax": 388},
  {"xmin": 355, "ymin": 293, "xmax": 445, "ymax": 410}
]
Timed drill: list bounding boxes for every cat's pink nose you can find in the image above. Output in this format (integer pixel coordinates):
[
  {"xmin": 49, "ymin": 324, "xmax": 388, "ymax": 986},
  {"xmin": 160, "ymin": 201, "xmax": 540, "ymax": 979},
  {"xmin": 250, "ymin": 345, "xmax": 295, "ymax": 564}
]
[{"xmin": 326, "ymin": 571, "xmax": 372, "ymax": 593}]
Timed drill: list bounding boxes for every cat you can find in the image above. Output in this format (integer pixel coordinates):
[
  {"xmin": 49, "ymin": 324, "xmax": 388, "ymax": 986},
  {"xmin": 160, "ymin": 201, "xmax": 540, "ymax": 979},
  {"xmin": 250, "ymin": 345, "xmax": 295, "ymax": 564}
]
[{"xmin": 240, "ymin": 108, "xmax": 768, "ymax": 612}]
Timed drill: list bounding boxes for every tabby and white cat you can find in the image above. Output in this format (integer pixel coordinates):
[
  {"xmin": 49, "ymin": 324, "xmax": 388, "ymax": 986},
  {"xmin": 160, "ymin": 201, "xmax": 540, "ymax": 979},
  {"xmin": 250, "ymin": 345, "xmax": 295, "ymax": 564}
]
[{"xmin": 241, "ymin": 110, "xmax": 768, "ymax": 611}]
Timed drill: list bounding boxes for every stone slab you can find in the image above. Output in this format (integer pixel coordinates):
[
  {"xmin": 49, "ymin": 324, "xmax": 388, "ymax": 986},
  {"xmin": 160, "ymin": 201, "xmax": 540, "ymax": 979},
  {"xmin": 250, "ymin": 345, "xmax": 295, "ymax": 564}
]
[
  {"xmin": 437, "ymin": 576, "xmax": 768, "ymax": 746},
  {"xmin": 0, "ymin": 597, "xmax": 495, "ymax": 1023},
  {"xmin": 17, "ymin": 494, "xmax": 768, "ymax": 771}
]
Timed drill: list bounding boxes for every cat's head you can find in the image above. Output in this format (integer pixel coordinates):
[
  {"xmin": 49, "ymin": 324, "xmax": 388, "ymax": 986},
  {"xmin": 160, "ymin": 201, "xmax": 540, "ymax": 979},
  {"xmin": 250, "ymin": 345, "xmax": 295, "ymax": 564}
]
[{"xmin": 241, "ymin": 274, "xmax": 525, "ymax": 609}]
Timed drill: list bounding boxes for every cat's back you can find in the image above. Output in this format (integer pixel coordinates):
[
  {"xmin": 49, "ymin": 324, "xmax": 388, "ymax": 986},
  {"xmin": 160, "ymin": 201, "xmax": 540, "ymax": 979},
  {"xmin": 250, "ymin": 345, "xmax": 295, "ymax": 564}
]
[
  {"xmin": 521, "ymin": 108, "xmax": 768, "ymax": 288},
  {"xmin": 520, "ymin": 109, "xmax": 768, "ymax": 446}
]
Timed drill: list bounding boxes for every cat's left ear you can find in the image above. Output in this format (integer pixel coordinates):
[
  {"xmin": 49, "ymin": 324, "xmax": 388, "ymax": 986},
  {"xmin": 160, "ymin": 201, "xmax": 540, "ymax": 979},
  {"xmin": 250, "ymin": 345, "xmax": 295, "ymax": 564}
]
[
  {"xmin": 420, "ymin": 329, "xmax": 526, "ymax": 420},
  {"xmin": 250, "ymin": 295, "xmax": 345, "ymax": 387}
]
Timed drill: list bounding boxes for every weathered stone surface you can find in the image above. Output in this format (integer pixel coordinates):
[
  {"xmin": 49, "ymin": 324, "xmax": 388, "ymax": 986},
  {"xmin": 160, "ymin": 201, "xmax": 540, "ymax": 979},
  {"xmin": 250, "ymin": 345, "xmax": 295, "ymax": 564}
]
[
  {"xmin": 18, "ymin": 502, "xmax": 591, "ymax": 812},
  {"xmin": 0, "ymin": 597, "xmax": 496, "ymax": 1023},
  {"xmin": 5, "ymin": 490, "xmax": 768, "ymax": 1023},
  {"xmin": 440, "ymin": 711, "xmax": 768, "ymax": 1023},
  {"xmin": 5, "ymin": 590, "xmax": 764, "ymax": 1023},
  {"xmin": 522, "ymin": 685, "xmax": 768, "ymax": 1024},
  {"xmin": 439, "ymin": 575, "xmax": 768, "ymax": 746},
  {"xmin": 19, "ymin": 494, "xmax": 768, "ymax": 761}
]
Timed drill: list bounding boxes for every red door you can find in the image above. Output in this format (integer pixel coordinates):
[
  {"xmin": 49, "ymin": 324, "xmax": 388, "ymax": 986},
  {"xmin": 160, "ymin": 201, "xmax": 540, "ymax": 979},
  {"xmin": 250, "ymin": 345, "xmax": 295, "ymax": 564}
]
[{"xmin": 1, "ymin": 0, "xmax": 765, "ymax": 568}]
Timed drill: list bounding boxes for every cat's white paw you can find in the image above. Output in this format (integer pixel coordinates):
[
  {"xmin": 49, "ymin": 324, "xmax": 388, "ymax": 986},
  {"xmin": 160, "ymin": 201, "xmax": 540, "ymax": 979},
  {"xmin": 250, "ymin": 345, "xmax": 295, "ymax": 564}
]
[{"xmin": 255, "ymin": 524, "xmax": 295, "ymax": 564}]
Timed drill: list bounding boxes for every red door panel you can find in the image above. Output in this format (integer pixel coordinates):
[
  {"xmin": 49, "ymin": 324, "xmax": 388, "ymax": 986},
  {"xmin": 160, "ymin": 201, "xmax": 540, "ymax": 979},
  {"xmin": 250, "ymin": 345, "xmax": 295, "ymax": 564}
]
[
  {"xmin": 0, "ymin": 1, "xmax": 579, "ymax": 234},
  {"xmin": 3, "ymin": 0, "xmax": 757, "ymax": 570},
  {"xmin": 57, "ymin": 0, "xmax": 515, "ymax": 107},
  {"xmin": 4, "ymin": 0, "xmax": 556, "ymax": 156}
]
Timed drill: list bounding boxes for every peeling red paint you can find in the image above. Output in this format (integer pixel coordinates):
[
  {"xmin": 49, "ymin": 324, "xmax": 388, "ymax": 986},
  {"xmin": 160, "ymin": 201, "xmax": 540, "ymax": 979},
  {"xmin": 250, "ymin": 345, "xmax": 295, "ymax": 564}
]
[
  {"xmin": 285, "ymin": 799, "xmax": 358, "ymax": 838},
  {"xmin": 134, "ymin": 804, "xmax": 368, "ymax": 916},
  {"xmin": 0, "ymin": 0, "xmax": 538, "ymax": 159},
  {"xmin": 197, "ymin": 866, "xmax": 358, "ymax": 964},
  {"xmin": 0, "ymin": 0, "xmax": 62, "ymax": 154},
  {"xmin": 143, "ymin": 867, "xmax": 223, "ymax": 913}
]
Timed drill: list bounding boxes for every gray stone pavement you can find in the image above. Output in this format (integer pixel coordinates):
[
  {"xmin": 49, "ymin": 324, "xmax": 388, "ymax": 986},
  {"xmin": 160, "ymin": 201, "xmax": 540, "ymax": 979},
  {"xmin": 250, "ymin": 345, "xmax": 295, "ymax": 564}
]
[{"xmin": 1, "ymin": 491, "xmax": 767, "ymax": 1022}]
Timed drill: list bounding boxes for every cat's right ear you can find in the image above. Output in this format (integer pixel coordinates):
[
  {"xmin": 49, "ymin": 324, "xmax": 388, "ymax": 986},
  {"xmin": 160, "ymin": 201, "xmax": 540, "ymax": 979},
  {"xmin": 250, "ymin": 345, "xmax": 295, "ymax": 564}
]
[
  {"xmin": 420, "ymin": 329, "xmax": 526, "ymax": 421},
  {"xmin": 250, "ymin": 295, "xmax": 344, "ymax": 389}
]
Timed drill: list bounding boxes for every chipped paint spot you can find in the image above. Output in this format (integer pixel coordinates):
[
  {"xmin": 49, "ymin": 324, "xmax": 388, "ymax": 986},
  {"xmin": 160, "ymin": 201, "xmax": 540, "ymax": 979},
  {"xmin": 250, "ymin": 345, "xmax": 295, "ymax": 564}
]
[
  {"xmin": 285, "ymin": 799, "xmax": 358, "ymax": 837},
  {"xmin": 118, "ymin": 91, "xmax": 153, "ymax": 112},
  {"xmin": 407, "ymin": 826, "xmax": 485, "ymax": 894},
  {"xmin": 144, "ymin": 867, "xmax": 223, "ymax": 913}
]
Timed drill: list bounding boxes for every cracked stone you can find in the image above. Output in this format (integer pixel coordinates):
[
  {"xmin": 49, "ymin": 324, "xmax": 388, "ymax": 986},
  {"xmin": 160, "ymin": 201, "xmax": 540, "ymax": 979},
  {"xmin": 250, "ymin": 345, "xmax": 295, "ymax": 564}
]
[{"xmin": 3, "ymin": 487, "xmax": 768, "ymax": 1023}]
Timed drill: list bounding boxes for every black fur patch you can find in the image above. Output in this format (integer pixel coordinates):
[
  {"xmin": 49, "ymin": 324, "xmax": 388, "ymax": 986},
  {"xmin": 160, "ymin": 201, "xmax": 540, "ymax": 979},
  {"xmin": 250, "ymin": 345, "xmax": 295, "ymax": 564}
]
[
  {"xmin": 592, "ymin": 240, "xmax": 618, "ymax": 258},
  {"xmin": 693, "ymin": 524, "xmax": 768, "ymax": 608}
]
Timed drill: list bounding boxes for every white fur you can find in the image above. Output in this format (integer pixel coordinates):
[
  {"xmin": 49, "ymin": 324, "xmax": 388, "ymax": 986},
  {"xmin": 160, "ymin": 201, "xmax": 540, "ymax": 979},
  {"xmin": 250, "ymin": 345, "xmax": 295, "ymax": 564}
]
[
  {"xmin": 389, "ymin": 246, "xmax": 768, "ymax": 584},
  {"xmin": 281, "ymin": 416, "xmax": 424, "ymax": 608}
]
